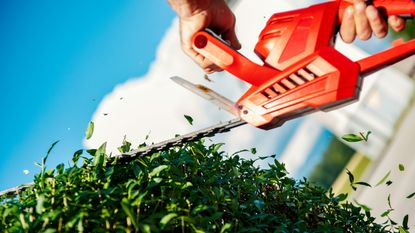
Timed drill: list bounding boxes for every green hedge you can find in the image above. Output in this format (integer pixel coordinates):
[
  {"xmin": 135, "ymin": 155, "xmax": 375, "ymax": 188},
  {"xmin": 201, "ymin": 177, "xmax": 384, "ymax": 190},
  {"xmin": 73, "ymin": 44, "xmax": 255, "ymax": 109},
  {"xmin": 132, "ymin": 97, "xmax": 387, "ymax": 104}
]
[{"xmin": 0, "ymin": 139, "xmax": 396, "ymax": 232}]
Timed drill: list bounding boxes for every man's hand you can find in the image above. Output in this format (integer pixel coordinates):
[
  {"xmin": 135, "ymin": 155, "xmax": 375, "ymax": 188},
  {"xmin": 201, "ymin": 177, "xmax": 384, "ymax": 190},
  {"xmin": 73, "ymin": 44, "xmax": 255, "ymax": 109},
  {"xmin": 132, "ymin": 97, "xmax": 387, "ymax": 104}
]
[
  {"xmin": 168, "ymin": 0, "xmax": 241, "ymax": 74},
  {"xmin": 340, "ymin": 0, "xmax": 406, "ymax": 43}
]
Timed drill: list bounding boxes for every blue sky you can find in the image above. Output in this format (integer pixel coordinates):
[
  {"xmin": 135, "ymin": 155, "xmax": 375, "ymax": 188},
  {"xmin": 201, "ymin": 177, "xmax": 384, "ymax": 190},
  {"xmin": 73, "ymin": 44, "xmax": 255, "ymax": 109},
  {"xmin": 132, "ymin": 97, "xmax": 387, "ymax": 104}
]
[{"xmin": 0, "ymin": 1, "xmax": 175, "ymax": 190}]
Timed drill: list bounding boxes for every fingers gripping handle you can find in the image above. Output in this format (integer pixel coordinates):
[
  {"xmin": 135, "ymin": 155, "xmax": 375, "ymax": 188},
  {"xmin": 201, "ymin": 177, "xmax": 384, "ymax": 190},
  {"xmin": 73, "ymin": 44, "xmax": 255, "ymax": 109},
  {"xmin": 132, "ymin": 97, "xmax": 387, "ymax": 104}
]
[
  {"xmin": 336, "ymin": 0, "xmax": 415, "ymax": 75},
  {"xmin": 338, "ymin": 0, "xmax": 415, "ymax": 22},
  {"xmin": 192, "ymin": 31, "xmax": 280, "ymax": 87},
  {"xmin": 193, "ymin": 32, "xmax": 234, "ymax": 68}
]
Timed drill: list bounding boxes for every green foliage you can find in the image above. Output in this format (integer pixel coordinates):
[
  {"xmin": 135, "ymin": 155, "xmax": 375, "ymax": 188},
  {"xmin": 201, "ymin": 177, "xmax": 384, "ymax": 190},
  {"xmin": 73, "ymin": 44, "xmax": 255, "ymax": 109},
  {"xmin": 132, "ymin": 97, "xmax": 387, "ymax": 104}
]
[
  {"xmin": 345, "ymin": 168, "xmax": 372, "ymax": 191},
  {"xmin": 344, "ymin": 164, "xmax": 412, "ymax": 232},
  {"xmin": 342, "ymin": 131, "xmax": 371, "ymax": 142},
  {"xmin": 407, "ymin": 192, "xmax": 415, "ymax": 199},
  {"xmin": 184, "ymin": 115, "xmax": 194, "ymax": 125},
  {"xmin": 85, "ymin": 121, "xmax": 94, "ymax": 140},
  {"xmin": 340, "ymin": 131, "xmax": 412, "ymax": 233},
  {"xmin": 375, "ymin": 170, "xmax": 391, "ymax": 187},
  {"xmin": 1, "ymin": 139, "xmax": 391, "ymax": 232}
]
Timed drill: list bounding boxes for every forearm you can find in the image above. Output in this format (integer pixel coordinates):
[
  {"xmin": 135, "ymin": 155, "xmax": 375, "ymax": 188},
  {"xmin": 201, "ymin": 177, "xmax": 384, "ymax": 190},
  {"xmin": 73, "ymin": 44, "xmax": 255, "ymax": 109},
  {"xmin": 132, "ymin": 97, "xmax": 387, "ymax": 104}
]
[{"xmin": 167, "ymin": 0, "xmax": 214, "ymax": 18}]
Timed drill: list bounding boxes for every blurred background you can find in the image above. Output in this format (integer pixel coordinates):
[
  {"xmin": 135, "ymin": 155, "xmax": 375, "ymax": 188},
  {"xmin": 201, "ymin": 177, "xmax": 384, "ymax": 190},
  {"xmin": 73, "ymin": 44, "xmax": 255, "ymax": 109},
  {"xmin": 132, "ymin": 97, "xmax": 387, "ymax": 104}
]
[{"xmin": 1, "ymin": 0, "xmax": 414, "ymax": 228}]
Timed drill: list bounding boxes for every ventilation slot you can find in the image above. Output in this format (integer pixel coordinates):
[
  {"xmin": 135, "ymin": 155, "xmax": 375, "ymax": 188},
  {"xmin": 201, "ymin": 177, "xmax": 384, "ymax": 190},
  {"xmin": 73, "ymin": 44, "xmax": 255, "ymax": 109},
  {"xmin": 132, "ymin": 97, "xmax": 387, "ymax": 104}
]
[
  {"xmin": 269, "ymin": 17, "xmax": 294, "ymax": 25},
  {"xmin": 268, "ymin": 68, "xmax": 320, "ymax": 98},
  {"xmin": 297, "ymin": 68, "xmax": 316, "ymax": 81},
  {"xmin": 262, "ymin": 88, "xmax": 277, "ymax": 98},
  {"xmin": 289, "ymin": 74, "xmax": 306, "ymax": 85},
  {"xmin": 254, "ymin": 66, "xmax": 321, "ymax": 103},
  {"xmin": 288, "ymin": 76, "xmax": 302, "ymax": 86},
  {"xmin": 262, "ymin": 30, "xmax": 283, "ymax": 40},
  {"xmin": 280, "ymin": 78, "xmax": 297, "ymax": 89},
  {"xmin": 262, "ymin": 91, "xmax": 270, "ymax": 99},
  {"xmin": 269, "ymin": 86, "xmax": 280, "ymax": 95},
  {"xmin": 272, "ymin": 83, "xmax": 287, "ymax": 94},
  {"xmin": 260, "ymin": 84, "xmax": 287, "ymax": 100}
]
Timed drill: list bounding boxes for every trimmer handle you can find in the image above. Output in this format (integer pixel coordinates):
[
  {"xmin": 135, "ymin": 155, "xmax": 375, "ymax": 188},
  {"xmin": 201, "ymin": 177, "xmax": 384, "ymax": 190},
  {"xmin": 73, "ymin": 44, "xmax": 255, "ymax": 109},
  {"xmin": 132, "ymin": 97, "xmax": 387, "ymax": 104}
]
[
  {"xmin": 192, "ymin": 31, "xmax": 280, "ymax": 86},
  {"xmin": 338, "ymin": 0, "xmax": 415, "ymax": 22}
]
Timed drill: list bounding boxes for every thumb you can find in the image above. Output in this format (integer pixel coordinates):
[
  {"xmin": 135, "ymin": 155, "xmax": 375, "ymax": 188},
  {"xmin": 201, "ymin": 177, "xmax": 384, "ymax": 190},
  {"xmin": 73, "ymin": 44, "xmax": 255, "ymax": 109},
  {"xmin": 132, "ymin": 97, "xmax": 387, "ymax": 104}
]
[{"xmin": 223, "ymin": 27, "xmax": 241, "ymax": 50}]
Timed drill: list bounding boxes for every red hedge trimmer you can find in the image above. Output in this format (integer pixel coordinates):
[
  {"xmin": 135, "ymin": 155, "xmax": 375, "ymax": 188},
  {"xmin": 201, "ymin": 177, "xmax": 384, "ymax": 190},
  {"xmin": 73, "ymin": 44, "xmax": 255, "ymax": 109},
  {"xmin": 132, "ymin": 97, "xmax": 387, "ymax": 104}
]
[{"xmin": 188, "ymin": 0, "xmax": 415, "ymax": 129}]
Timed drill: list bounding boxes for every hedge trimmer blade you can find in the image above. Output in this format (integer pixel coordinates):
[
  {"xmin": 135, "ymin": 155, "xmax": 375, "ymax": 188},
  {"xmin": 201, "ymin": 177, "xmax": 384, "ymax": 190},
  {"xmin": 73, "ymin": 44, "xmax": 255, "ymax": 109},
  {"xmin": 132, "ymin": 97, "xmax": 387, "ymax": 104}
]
[
  {"xmin": 170, "ymin": 76, "xmax": 239, "ymax": 117},
  {"xmin": 121, "ymin": 117, "xmax": 245, "ymax": 159},
  {"xmin": 119, "ymin": 76, "xmax": 247, "ymax": 159}
]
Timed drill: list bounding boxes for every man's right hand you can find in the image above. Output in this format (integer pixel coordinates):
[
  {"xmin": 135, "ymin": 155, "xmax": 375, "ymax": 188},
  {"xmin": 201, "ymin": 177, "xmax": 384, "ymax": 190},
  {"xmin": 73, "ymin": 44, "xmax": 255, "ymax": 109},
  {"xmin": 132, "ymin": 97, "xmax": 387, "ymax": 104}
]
[
  {"xmin": 168, "ymin": 0, "xmax": 241, "ymax": 74},
  {"xmin": 340, "ymin": 0, "xmax": 406, "ymax": 43}
]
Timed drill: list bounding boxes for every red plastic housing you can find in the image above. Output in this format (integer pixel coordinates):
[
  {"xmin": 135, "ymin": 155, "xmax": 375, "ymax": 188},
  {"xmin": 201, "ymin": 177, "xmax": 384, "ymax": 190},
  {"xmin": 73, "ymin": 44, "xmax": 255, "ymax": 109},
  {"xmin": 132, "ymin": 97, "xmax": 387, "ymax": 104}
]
[{"xmin": 192, "ymin": 0, "xmax": 415, "ymax": 129}]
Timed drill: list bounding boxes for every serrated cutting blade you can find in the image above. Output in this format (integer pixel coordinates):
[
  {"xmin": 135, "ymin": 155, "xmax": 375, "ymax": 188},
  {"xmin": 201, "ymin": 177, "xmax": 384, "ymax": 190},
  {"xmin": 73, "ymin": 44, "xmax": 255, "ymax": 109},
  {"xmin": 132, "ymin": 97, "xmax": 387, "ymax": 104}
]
[{"xmin": 170, "ymin": 76, "xmax": 239, "ymax": 117}]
